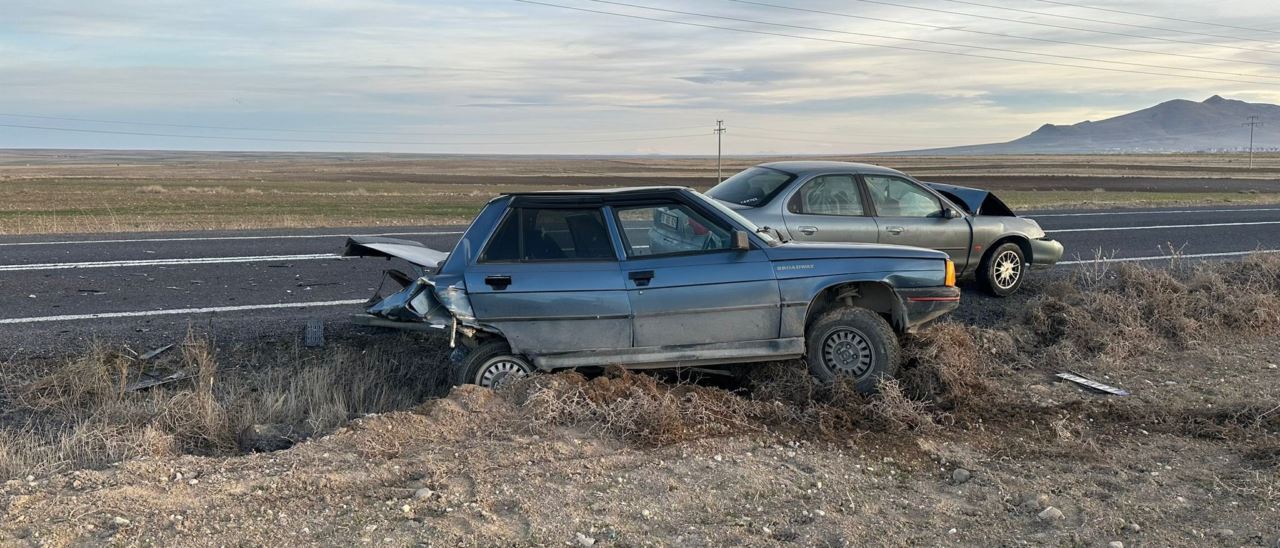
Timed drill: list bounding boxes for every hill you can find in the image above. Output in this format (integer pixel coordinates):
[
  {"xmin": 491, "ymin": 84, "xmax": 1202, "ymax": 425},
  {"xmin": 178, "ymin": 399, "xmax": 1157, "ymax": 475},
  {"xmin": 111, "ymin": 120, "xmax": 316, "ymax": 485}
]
[{"xmin": 896, "ymin": 95, "xmax": 1280, "ymax": 155}]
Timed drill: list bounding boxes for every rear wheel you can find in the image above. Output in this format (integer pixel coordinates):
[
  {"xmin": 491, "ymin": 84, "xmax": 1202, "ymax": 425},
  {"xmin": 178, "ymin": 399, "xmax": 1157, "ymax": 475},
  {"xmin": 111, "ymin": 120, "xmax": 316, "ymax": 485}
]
[
  {"xmin": 805, "ymin": 307, "xmax": 900, "ymax": 394},
  {"xmin": 978, "ymin": 242, "xmax": 1025, "ymax": 297},
  {"xmin": 453, "ymin": 340, "xmax": 534, "ymax": 389}
]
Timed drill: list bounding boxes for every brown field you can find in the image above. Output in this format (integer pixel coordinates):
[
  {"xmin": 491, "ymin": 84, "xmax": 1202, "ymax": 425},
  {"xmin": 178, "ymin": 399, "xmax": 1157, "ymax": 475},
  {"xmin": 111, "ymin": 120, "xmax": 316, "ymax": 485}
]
[
  {"xmin": 2, "ymin": 257, "xmax": 1279, "ymax": 545},
  {"xmin": 2, "ymin": 149, "xmax": 1280, "ymax": 234}
]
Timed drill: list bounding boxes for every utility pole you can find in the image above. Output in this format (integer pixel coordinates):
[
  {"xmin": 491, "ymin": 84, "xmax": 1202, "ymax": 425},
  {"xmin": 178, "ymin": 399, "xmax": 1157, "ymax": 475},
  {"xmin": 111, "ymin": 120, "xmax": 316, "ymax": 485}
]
[
  {"xmin": 714, "ymin": 120, "xmax": 726, "ymax": 182},
  {"xmin": 1243, "ymin": 115, "xmax": 1264, "ymax": 169}
]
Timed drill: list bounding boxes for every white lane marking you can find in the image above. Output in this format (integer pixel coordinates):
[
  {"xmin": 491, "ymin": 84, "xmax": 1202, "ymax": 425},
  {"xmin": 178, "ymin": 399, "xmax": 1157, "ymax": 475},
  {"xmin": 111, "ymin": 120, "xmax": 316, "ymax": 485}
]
[
  {"xmin": 1049, "ymin": 220, "xmax": 1280, "ymax": 233},
  {"xmin": 0, "ymin": 253, "xmax": 343, "ymax": 272},
  {"xmin": 1059, "ymin": 249, "xmax": 1280, "ymax": 265},
  {"xmin": 1031, "ymin": 207, "xmax": 1280, "ymax": 218},
  {"xmin": 0, "ymin": 230, "xmax": 464, "ymax": 247},
  {"xmin": 0, "ymin": 299, "xmax": 367, "ymax": 325}
]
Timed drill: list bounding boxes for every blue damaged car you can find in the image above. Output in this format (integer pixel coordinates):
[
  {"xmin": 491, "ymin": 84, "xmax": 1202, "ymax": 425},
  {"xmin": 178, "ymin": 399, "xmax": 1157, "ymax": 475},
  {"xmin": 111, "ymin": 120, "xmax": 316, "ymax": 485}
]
[{"xmin": 342, "ymin": 187, "xmax": 960, "ymax": 393}]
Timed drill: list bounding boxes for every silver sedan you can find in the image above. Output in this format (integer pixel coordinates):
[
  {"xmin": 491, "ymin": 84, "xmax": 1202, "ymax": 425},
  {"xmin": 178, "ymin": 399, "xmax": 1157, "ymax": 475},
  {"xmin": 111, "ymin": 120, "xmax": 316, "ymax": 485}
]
[{"xmin": 707, "ymin": 161, "xmax": 1063, "ymax": 296}]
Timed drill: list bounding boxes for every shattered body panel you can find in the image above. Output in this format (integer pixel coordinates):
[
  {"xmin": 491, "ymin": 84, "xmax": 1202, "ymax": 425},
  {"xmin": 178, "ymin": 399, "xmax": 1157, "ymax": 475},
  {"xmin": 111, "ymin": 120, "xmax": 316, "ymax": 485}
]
[{"xmin": 343, "ymin": 187, "xmax": 959, "ymax": 372}]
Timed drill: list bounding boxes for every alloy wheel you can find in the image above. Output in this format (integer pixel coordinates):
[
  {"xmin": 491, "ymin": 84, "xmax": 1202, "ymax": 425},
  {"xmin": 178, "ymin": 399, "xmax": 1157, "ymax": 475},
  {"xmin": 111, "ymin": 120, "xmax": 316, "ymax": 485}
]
[{"xmin": 993, "ymin": 250, "xmax": 1022, "ymax": 290}]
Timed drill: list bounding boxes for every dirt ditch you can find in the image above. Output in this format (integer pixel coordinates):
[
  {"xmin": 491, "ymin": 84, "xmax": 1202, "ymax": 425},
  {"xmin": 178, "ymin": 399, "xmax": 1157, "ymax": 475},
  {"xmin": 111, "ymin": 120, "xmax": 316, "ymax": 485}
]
[{"xmin": 1, "ymin": 256, "xmax": 1279, "ymax": 545}]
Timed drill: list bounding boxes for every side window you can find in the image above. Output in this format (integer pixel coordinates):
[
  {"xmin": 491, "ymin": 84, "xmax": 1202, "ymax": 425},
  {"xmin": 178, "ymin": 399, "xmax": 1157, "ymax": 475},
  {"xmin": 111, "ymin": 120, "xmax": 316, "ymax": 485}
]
[
  {"xmin": 788, "ymin": 174, "xmax": 864, "ymax": 216},
  {"xmin": 480, "ymin": 207, "xmax": 615, "ymax": 262},
  {"xmin": 864, "ymin": 175, "xmax": 943, "ymax": 218},
  {"xmin": 614, "ymin": 202, "xmax": 732, "ymax": 257}
]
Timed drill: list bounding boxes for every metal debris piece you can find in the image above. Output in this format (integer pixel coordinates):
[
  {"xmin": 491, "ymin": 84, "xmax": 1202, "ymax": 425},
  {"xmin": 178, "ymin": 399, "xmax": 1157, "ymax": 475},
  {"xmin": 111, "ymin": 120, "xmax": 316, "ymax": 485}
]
[
  {"xmin": 77, "ymin": 289, "xmax": 106, "ymax": 295},
  {"xmin": 1056, "ymin": 372, "xmax": 1130, "ymax": 396},
  {"xmin": 303, "ymin": 319, "xmax": 325, "ymax": 348},
  {"xmin": 139, "ymin": 343, "xmax": 175, "ymax": 361},
  {"xmin": 125, "ymin": 370, "xmax": 191, "ymax": 392}
]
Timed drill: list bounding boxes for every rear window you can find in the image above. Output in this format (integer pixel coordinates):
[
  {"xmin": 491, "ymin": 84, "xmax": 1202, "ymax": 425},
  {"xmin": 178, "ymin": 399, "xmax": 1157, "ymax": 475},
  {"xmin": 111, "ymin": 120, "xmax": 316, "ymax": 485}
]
[
  {"xmin": 706, "ymin": 167, "xmax": 795, "ymax": 207},
  {"xmin": 481, "ymin": 207, "xmax": 615, "ymax": 262}
]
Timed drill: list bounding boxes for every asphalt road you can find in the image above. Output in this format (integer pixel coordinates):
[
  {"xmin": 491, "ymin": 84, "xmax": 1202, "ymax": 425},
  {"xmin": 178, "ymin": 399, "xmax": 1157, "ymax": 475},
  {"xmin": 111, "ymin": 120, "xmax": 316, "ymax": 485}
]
[{"xmin": 3, "ymin": 204, "xmax": 1279, "ymax": 358}]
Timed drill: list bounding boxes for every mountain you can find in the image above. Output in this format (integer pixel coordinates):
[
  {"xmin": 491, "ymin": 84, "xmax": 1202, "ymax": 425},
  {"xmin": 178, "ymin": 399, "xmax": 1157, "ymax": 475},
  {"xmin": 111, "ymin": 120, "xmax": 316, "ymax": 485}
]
[{"xmin": 894, "ymin": 95, "xmax": 1280, "ymax": 155}]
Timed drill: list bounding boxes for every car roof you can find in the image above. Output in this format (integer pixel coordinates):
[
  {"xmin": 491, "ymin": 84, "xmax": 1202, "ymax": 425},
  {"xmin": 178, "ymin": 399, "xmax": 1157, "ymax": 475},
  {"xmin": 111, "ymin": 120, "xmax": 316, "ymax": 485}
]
[
  {"xmin": 501, "ymin": 186, "xmax": 698, "ymax": 206},
  {"xmin": 756, "ymin": 160, "xmax": 906, "ymax": 177}
]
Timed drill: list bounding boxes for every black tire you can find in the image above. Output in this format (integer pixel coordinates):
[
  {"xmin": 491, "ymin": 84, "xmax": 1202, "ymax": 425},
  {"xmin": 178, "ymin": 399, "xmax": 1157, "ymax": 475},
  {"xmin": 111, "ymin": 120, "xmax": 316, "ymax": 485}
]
[
  {"xmin": 452, "ymin": 340, "xmax": 534, "ymax": 389},
  {"xmin": 805, "ymin": 307, "xmax": 900, "ymax": 394},
  {"xmin": 977, "ymin": 242, "xmax": 1026, "ymax": 297}
]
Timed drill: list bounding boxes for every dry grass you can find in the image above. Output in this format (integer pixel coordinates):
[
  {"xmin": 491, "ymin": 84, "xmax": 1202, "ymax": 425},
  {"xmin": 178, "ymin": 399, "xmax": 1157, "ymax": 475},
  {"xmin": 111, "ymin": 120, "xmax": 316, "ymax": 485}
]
[
  {"xmin": 0, "ymin": 333, "xmax": 450, "ymax": 479},
  {"xmin": 1017, "ymin": 254, "xmax": 1280, "ymax": 367}
]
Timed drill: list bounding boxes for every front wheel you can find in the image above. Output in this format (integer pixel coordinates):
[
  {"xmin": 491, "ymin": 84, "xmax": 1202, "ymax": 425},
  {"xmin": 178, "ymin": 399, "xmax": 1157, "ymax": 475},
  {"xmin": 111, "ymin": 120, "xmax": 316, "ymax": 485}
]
[
  {"xmin": 453, "ymin": 340, "xmax": 534, "ymax": 389},
  {"xmin": 805, "ymin": 307, "xmax": 900, "ymax": 394},
  {"xmin": 978, "ymin": 242, "xmax": 1025, "ymax": 297}
]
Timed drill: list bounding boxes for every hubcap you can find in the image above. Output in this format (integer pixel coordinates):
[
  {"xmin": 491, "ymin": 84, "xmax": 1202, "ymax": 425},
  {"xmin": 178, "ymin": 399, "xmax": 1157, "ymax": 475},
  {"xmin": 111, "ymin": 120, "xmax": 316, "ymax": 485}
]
[
  {"xmin": 477, "ymin": 357, "xmax": 530, "ymax": 388},
  {"xmin": 993, "ymin": 250, "xmax": 1022, "ymax": 290},
  {"xmin": 821, "ymin": 327, "xmax": 875, "ymax": 378}
]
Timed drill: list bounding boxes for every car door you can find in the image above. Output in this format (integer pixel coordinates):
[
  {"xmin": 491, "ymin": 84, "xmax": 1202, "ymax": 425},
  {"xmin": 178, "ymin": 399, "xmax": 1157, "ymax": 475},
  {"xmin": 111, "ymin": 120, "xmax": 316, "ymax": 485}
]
[
  {"xmin": 612, "ymin": 200, "xmax": 781, "ymax": 348},
  {"xmin": 464, "ymin": 206, "xmax": 633, "ymax": 353},
  {"xmin": 781, "ymin": 173, "xmax": 879, "ymax": 243},
  {"xmin": 862, "ymin": 174, "xmax": 972, "ymax": 266}
]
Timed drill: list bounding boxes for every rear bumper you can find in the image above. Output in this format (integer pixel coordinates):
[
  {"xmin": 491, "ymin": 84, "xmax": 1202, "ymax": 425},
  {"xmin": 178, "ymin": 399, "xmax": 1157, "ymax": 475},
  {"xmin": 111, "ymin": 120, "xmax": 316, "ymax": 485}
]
[
  {"xmin": 895, "ymin": 286, "xmax": 961, "ymax": 333},
  {"xmin": 1029, "ymin": 238, "xmax": 1064, "ymax": 267}
]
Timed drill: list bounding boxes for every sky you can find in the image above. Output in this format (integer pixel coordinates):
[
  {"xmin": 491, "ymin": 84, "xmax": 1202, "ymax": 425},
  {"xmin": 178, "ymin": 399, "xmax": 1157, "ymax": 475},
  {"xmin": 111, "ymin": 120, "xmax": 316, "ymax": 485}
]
[{"xmin": 2, "ymin": 0, "xmax": 1280, "ymax": 154}]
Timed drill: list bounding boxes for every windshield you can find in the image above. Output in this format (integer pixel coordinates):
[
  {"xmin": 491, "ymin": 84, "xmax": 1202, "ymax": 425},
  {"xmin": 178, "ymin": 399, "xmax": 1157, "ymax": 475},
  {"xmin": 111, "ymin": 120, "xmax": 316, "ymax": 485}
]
[
  {"xmin": 693, "ymin": 191, "xmax": 779, "ymax": 245},
  {"xmin": 706, "ymin": 166, "xmax": 795, "ymax": 207}
]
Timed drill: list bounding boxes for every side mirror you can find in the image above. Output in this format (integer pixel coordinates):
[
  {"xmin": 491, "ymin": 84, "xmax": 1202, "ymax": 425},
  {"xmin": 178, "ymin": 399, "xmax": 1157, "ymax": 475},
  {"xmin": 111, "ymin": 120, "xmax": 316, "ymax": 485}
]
[
  {"xmin": 943, "ymin": 208, "xmax": 961, "ymax": 219},
  {"xmin": 732, "ymin": 230, "xmax": 751, "ymax": 250}
]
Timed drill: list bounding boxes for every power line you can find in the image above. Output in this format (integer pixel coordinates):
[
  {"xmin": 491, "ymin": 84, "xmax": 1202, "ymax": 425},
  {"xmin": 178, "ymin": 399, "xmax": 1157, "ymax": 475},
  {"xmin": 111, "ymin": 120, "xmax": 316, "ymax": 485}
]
[
  {"xmin": 724, "ymin": 0, "xmax": 1280, "ymax": 70},
  {"xmin": 832, "ymin": 0, "xmax": 1280, "ymax": 55},
  {"xmin": 1024, "ymin": 0, "xmax": 1280, "ymax": 36},
  {"xmin": 0, "ymin": 122, "xmax": 709, "ymax": 146},
  {"xmin": 558, "ymin": 0, "xmax": 1280, "ymax": 86},
  {"xmin": 0, "ymin": 112, "xmax": 707, "ymax": 137},
  {"xmin": 936, "ymin": 0, "xmax": 1280, "ymax": 47}
]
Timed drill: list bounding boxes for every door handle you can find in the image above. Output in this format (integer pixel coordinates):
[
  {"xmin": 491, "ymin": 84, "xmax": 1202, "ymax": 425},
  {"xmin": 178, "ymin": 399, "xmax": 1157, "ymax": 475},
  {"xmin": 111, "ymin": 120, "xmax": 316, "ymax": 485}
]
[
  {"xmin": 798, "ymin": 225, "xmax": 818, "ymax": 235},
  {"xmin": 885, "ymin": 226, "xmax": 905, "ymax": 235},
  {"xmin": 628, "ymin": 270, "xmax": 655, "ymax": 287},
  {"xmin": 484, "ymin": 275, "xmax": 512, "ymax": 290}
]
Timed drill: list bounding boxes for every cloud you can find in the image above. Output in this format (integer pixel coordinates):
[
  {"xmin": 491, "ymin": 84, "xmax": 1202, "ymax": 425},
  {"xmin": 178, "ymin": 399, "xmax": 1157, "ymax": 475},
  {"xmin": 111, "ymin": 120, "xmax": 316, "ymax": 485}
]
[{"xmin": 1, "ymin": 0, "xmax": 1278, "ymax": 153}]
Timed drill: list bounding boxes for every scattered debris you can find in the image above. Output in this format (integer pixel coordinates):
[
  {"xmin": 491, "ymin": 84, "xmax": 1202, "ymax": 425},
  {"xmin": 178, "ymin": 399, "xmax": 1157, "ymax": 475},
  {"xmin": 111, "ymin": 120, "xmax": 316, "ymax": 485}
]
[
  {"xmin": 1056, "ymin": 372, "xmax": 1130, "ymax": 396},
  {"xmin": 125, "ymin": 370, "xmax": 192, "ymax": 392},
  {"xmin": 139, "ymin": 344, "xmax": 175, "ymax": 361},
  {"xmin": 303, "ymin": 319, "xmax": 325, "ymax": 348},
  {"xmin": 76, "ymin": 289, "xmax": 106, "ymax": 295}
]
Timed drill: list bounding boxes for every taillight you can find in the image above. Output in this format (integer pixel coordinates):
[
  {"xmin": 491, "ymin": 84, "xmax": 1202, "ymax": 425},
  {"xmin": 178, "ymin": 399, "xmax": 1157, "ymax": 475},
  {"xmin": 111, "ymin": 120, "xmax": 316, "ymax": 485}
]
[{"xmin": 945, "ymin": 259, "xmax": 956, "ymax": 287}]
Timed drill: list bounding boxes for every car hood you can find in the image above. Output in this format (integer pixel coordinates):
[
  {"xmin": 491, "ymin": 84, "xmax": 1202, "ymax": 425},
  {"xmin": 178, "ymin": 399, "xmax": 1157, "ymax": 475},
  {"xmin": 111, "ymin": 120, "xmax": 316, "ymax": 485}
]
[
  {"xmin": 765, "ymin": 241, "xmax": 948, "ymax": 261},
  {"xmin": 924, "ymin": 182, "xmax": 1015, "ymax": 216}
]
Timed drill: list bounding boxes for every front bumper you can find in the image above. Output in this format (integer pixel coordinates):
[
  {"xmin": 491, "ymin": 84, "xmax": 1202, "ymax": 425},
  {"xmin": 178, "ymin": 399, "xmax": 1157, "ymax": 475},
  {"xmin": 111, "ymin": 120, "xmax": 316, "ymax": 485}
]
[
  {"xmin": 1029, "ymin": 238, "xmax": 1064, "ymax": 267},
  {"xmin": 895, "ymin": 286, "xmax": 962, "ymax": 333}
]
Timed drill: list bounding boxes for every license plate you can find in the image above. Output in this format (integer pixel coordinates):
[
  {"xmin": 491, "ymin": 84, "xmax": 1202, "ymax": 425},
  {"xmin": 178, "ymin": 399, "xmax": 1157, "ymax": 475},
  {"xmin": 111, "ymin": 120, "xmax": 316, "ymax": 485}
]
[{"xmin": 659, "ymin": 212, "xmax": 679, "ymax": 229}]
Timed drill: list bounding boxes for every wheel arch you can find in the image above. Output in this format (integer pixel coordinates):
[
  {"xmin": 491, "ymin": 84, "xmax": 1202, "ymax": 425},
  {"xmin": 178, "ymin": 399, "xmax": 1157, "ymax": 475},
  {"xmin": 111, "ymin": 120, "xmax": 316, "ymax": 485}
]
[
  {"xmin": 982, "ymin": 234, "xmax": 1032, "ymax": 265},
  {"xmin": 803, "ymin": 280, "xmax": 904, "ymax": 334}
]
